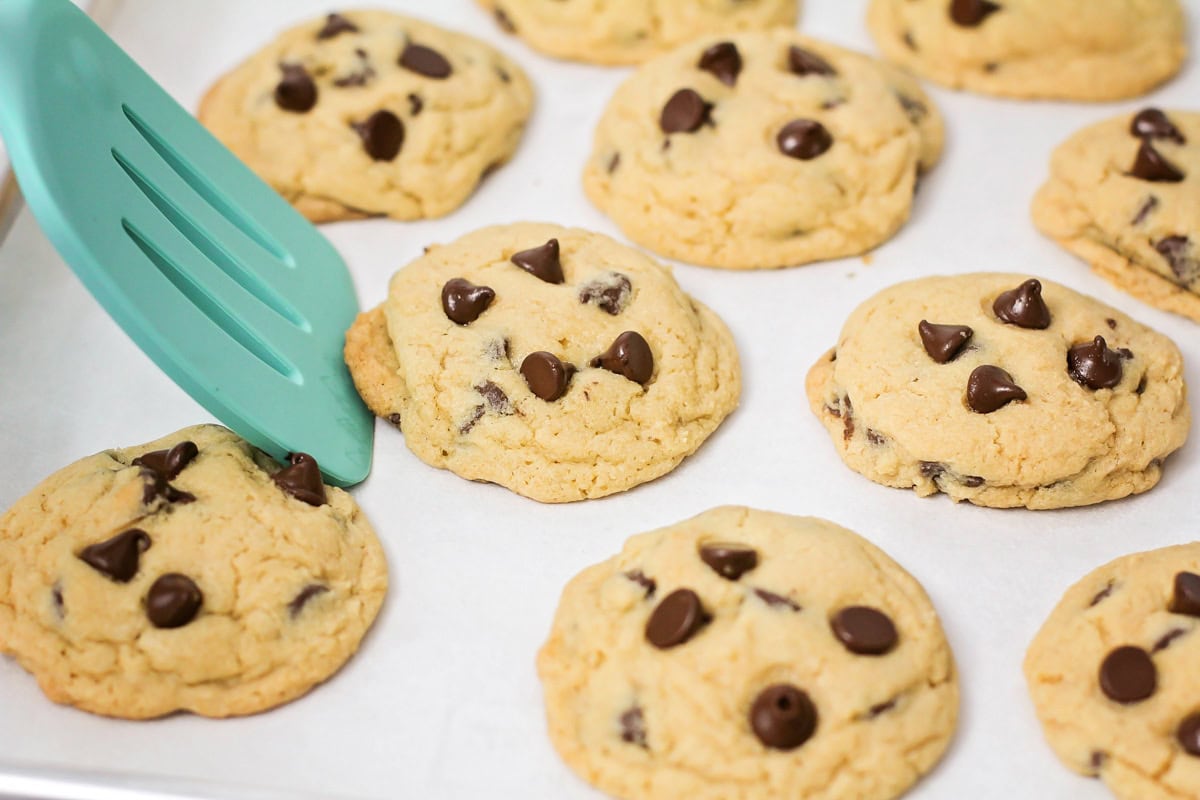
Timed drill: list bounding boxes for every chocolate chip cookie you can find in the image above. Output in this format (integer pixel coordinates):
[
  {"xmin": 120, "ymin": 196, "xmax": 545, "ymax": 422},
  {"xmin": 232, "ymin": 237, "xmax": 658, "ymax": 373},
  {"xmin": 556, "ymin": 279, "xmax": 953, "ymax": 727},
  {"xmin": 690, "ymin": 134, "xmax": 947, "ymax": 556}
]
[
  {"xmin": 343, "ymin": 223, "xmax": 740, "ymax": 503},
  {"xmin": 583, "ymin": 31, "xmax": 944, "ymax": 269},
  {"xmin": 867, "ymin": 0, "xmax": 1186, "ymax": 100},
  {"xmin": 1034, "ymin": 109, "xmax": 1200, "ymax": 323},
  {"xmin": 806, "ymin": 274, "xmax": 1190, "ymax": 509},
  {"xmin": 1026, "ymin": 544, "xmax": 1200, "ymax": 799},
  {"xmin": 478, "ymin": 0, "xmax": 799, "ymax": 66},
  {"xmin": 0, "ymin": 425, "xmax": 387, "ymax": 718},
  {"xmin": 538, "ymin": 506, "xmax": 958, "ymax": 800},
  {"xmin": 199, "ymin": 10, "xmax": 533, "ymax": 222}
]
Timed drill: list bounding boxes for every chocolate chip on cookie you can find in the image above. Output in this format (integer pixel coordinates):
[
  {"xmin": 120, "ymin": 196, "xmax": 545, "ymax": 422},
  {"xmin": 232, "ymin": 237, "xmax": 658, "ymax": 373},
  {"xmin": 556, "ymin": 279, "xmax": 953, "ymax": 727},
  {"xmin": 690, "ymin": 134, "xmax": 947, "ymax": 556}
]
[
  {"xmin": 949, "ymin": 0, "xmax": 1001, "ymax": 27},
  {"xmin": 141, "ymin": 468, "xmax": 195, "ymax": 506},
  {"xmin": 316, "ymin": 12, "xmax": 358, "ymax": 40},
  {"xmin": 918, "ymin": 321, "xmax": 973, "ymax": 363},
  {"xmin": 993, "ymin": 279, "xmax": 1051, "ymax": 329},
  {"xmin": 1067, "ymin": 336, "xmax": 1124, "ymax": 390},
  {"xmin": 750, "ymin": 684, "xmax": 818, "ymax": 751},
  {"xmin": 1170, "ymin": 572, "xmax": 1200, "ymax": 616},
  {"xmin": 288, "ymin": 583, "xmax": 329, "ymax": 617},
  {"xmin": 1131, "ymin": 109, "xmax": 1186, "ymax": 144},
  {"xmin": 624, "ymin": 569, "xmax": 657, "ymax": 598},
  {"xmin": 660, "ymin": 89, "xmax": 713, "ymax": 134},
  {"xmin": 442, "ymin": 278, "xmax": 496, "ymax": 325},
  {"xmin": 1178, "ymin": 714, "xmax": 1200, "ymax": 756},
  {"xmin": 399, "ymin": 43, "xmax": 452, "ymax": 79},
  {"xmin": 620, "ymin": 707, "xmax": 648, "ymax": 747},
  {"xmin": 591, "ymin": 332, "xmax": 654, "ymax": 385},
  {"xmin": 645, "ymin": 588, "xmax": 710, "ymax": 649},
  {"xmin": 753, "ymin": 588, "xmax": 801, "ymax": 611},
  {"xmin": 831, "ymin": 606, "xmax": 898, "ymax": 655},
  {"xmin": 699, "ymin": 543, "xmax": 758, "ymax": 580},
  {"xmin": 146, "ymin": 573, "xmax": 204, "ymax": 629},
  {"xmin": 1130, "ymin": 142, "xmax": 1185, "ymax": 183},
  {"xmin": 966, "ymin": 365, "xmax": 1026, "ymax": 413},
  {"xmin": 777, "ymin": 119, "xmax": 832, "ymax": 160},
  {"xmin": 1155, "ymin": 236, "xmax": 1198, "ymax": 286},
  {"xmin": 273, "ymin": 65, "xmax": 318, "ymax": 113},
  {"xmin": 511, "ymin": 239, "xmax": 564, "ymax": 284},
  {"xmin": 133, "ymin": 440, "xmax": 199, "ymax": 480},
  {"xmin": 273, "ymin": 453, "xmax": 328, "ymax": 506},
  {"xmin": 578, "ymin": 272, "xmax": 632, "ymax": 315},
  {"xmin": 1099, "ymin": 646, "xmax": 1157, "ymax": 704},
  {"xmin": 787, "ymin": 45, "xmax": 836, "ymax": 77},
  {"xmin": 78, "ymin": 529, "xmax": 151, "ymax": 583},
  {"xmin": 352, "ymin": 110, "xmax": 404, "ymax": 162},
  {"xmin": 698, "ymin": 42, "xmax": 741, "ymax": 86},
  {"xmin": 521, "ymin": 352, "xmax": 574, "ymax": 401}
]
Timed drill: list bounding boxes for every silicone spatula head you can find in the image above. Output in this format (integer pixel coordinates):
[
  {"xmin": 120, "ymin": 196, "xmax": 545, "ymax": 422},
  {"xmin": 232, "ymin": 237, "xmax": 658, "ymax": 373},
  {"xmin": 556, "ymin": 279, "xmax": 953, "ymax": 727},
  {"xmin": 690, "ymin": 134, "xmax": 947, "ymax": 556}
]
[{"xmin": 0, "ymin": 0, "xmax": 373, "ymax": 485}]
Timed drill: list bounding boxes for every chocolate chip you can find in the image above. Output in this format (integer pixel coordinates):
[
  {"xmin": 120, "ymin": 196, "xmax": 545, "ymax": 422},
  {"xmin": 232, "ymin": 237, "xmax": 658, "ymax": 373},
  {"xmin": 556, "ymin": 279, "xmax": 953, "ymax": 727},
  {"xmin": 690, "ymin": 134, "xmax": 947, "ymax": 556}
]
[
  {"xmin": 787, "ymin": 45, "xmax": 836, "ymax": 77},
  {"xmin": 865, "ymin": 698, "xmax": 897, "ymax": 719},
  {"xmin": 902, "ymin": 30, "xmax": 918, "ymax": 50},
  {"xmin": 993, "ymin": 279, "xmax": 1051, "ymax": 329},
  {"xmin": 777, "ymin": 120, "xmax": 832, "ymax": 160},
  {"xmin": 1090, "ymin": 751, "xmax": 1108, "ymax": 773},
  {"xmin": 407, "ymin": 93, "xmax": 423, "ymax": 116},
  {"xmin": 399, "ymin": 43, "xmax": 452, "ymax": 79},
  {"xmin": 441, "ymin": 278, "xmax": 495, "ymax": 325},
  {"xmin": 1153, "ymin": 627, "xmax": 1186, "ymax": 653},
  {"xmin": 1156, "ymin": 236, "xmax": 1198, "ymax": 285},
  {"xmin": 920, "ymin": 461, "xmax": 944, "ymax": 479},
  {"xmin": 316, "ymin": 13, "xmax": 358, "ymax": 39},
  {"xmin": 1170, "ymin": 572, "xmax": 1200, "ymax": 616},
  {"xmin": 146, "ymin": 573, "xmax": 203, "ymax": 629},
  {"xmin": 141, "ymin": 468, "xmax": 195, "ymax": 506},
  {"xmin": 52, "ymin": 582, "xmax": 64, "ymax": 618},
  {"xmin": 133, "ymin": 440, "xmax": 198, "ymax": 480},
  {"xmin": 699, "ymin": 544, "xmax": 758, "ymax": 581},
  {"xmin": 521, "ymin": 352, "xmax": 574, "ymax": 401},
  {"xmin": 353, "ymin": 111, "xmax": 404, "ymax": 161},
  {"xmin": 1099, "ymin": 646, "xmax": 1156, "ymax": 704},
  {"xmin": 660, "ymin": 89, "xmax": 712, "ymax": 134},
  {"xmin": 962, "ymin": 475, "xmax": 985, "ymax": 488},
  {"xmin": 1089, "ymin": 581, "xmax": 1115, "ymax": 607},
  {"xmin": 511, "ymin": 239, "xmax": 564, "ymax": 284},
  {"xmin": 698, "ymin": 42, "xmax": 741, "ymax": 86},
  {"xmin": 750, "ymin": 685, "xmax": 817, "ymax": 751},
  {"xmin": 841, "ymin": 396, "xmax": 855, "ymax": 441},
  {"xmin": 274, "ymin": 65, "xmax": 318, "ymax": 113},
  {"xmin": 754, "ymin": 588, "xmax": 800, "ymax": 611},
  {"xmin": 1067, "ymin": 336, "xmax": 1124, "ymax": 390},
  {"xmin": 579, "ymin": 273, "xmax": 632, "ymax": 315},
  {"xmin": 1178, "ymin": 714, "xmax": 1200, "ymax": 756},
  {"xmin": 866, "ymin": 429, "xmax": 887, "ymax": 445},
  {"xmin": 1106, "ymin": 318, "xmax": 1118, "ymax": 330},
  {"xmin": 388, "ymin": 412, "xmax": 402, "ymax": 429},
  {"xmin": 1132, "ymin": 196, "xmax": 1159, "ymax": 226},
  {"xmin": 288, "ymin": 584, "xmax": 329, "ymax": 617},
  {"xmin": 333, "ymin": 59, "xmax": 375, "ymax": 88},
  {"xmin": 645, "ymin": 588, "xmax": 709, "ymax": 649},
  {"xmin": 950, "ymin": 0, "xmax": 1001, "ymax": 27},
  {"xmin": 494, "ymin": 7, "xmax": 516, "ymax": 33},
  {"xmin": 624, "ymin": 570, "xmax": 656, "ymax": 598},
  {"xmin": 272, "ymin": 453, "xmax": 328, "ymax": 506},
  {"xmin": 967, "ymin": 365, "xmax": 1027, "ymax": 413},
  {"xmin": 495, "ymin": 65, "xmax": 510, "ymax": 83},
  {"xmin": 591, "ymin": 331, "xmax": 653, "ymax": 385},
  {"xmin": 1130, "ymin": 142, "xmax": 1185, "ymax": 183},
  {"xmin": 620, "ymin": 707, "xmax": 647, "ymax": 747},
  {"xmin": 1131, "ymin": 108, "xmax": 1186, "ymax": 144},
  {"xmin": 918, "ymin": 321, "xmax": 973, "ymax": 364},
  {"xmin": 895, "ymin": 93, "xmax": 927, "ymax": 124},
  {"xmin": 459, "ymin": 405, "xmax": 485, "ymax": 435},
  {"xmin": 476, "ymin": 381, "xmax": 512, "ymax": 414},
  {"xmin": 78, "ymin": 529, "xmax": 151, "ymax": 583},
  {"xmin": 607, "ymin": 152, "xmax": 621, "ymax": 174},
  {"xmin": 831, "ymin": 606, "xmax": 898, "ymax": 655},
  {"xmin": 1136, "ymin": 375, "xmax": 1148, "ymax": 395}
]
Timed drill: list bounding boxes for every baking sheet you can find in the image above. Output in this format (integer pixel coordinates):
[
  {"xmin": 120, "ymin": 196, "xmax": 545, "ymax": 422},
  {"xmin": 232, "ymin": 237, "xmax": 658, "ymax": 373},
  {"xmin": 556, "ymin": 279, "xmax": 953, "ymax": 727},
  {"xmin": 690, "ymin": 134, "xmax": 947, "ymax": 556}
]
[{"xmin": 0, "ymin": 2, "xmax": 1197, "ymax": 798}]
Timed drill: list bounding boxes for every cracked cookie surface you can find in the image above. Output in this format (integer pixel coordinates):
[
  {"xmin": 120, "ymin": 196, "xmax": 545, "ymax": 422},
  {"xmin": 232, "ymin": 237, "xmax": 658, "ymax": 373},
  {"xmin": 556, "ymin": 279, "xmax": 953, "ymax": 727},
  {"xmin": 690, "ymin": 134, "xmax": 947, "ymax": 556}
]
[
  {"xmin": 867, "ymin": 0, "xmax": 1186, "ymax": 101},
  {"xmin": 1026, "ymin": 544, "xmax": 1200, "ymax": 800},
  {"xmin": 0, "ymin": 425, "xmax": 387, "ymax": 719},
  {"xmin": 805, "ymin": 273, "xmax": 1190, "ymax": 509},
  {"xmin": 1034, "ymin": 109, "xmax": 1200, "ymax": 323},
  {"xmin": 199, "ymin": 10, "xmax": 533, "ymax": 222},
  {"xmin": 343, "ymin": 222, "xmax": 741, "ymax": 503},
  {"xmin": 477, "ymin": 0, "xmax": 798, "ymax": 66},
  {"xmin": 583, "ymin": 30, "xmax": 943, "ymax": 269},
  {"xmin": 537, "ymin": 506, "xmax": 957, "ymax": 800}
]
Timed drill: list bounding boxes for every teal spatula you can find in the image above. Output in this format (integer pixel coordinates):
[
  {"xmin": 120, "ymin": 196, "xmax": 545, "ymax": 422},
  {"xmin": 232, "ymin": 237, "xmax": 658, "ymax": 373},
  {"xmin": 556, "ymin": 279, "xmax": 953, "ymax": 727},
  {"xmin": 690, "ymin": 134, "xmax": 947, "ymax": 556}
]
[{"xmin": 0, "ymin": 0, "xmax": 372, "ymax": 485}]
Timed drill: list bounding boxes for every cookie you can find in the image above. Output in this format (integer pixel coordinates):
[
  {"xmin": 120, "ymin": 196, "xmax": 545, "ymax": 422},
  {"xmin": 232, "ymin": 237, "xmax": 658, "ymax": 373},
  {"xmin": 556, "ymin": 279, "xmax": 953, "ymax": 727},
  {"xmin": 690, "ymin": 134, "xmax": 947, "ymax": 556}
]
[
  {"xmin": 805, "ymin": 273, "xmax": 1190, "ymax": 509},
  {"xmin": 199, "ymin": 10, "xmax": 533, "ymax": 222},
  {"xmin": 867, "ymin": 0, "xmax": 1186, "ymax": 101},
  {"xmin": 1026, "ymin": 544, "xmax": 1200, "ymax": 800},
  {"xmin": 343, "ymin": 223, "xmax": 740, "ymax": 503},
  {"xmin": 478, "ymin": 0, "xmax": 799, "ymax": 66},
  {"xmin": 0, "ymin": 425, "xmax": 387, "ymax": 719},
  {"xmin": 537, "ymin": 506, "xmax": 958, "ymax": 800},
  {"xmin": 1034, "ymin": 108, "xmax": 1200, "ymax": 323},
  {"xmin": 583, "ymin": 31, "xmax": 944, "ymax": 270}
]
